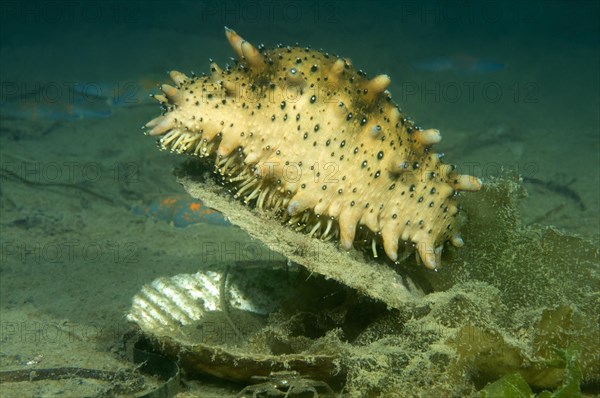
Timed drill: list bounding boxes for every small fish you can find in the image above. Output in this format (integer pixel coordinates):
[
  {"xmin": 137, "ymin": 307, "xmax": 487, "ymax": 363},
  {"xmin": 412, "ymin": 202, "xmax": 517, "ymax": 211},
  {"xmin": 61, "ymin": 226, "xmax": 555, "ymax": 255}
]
[
  {"xmin": 132, "ymin": 195, "xmax": 231, "ymax": 227},
  {"xmin": 412, "ymin": 55, "xmax": 505, "ymax": 73},
  {"xmin": 0, "ymin": 100, "xmax": 113, "ymax": 121},
  {"xmin": 0, "ymin": 77, "xmax": 161, "ymax": 122},
  {"xmin": 1, "ymin": 82, "xmax": 113, "ymax": 121},
  {"xmin": 73, "ymin": 78, "xmax": 159, "ymax": 108}
]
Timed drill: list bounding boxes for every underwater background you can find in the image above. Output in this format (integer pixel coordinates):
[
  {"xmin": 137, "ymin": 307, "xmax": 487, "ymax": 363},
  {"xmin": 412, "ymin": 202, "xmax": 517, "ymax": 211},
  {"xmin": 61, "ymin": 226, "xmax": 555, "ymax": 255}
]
[{"xmin": 0, "ymin": 1, "xmax": 598, "ymax": 397}]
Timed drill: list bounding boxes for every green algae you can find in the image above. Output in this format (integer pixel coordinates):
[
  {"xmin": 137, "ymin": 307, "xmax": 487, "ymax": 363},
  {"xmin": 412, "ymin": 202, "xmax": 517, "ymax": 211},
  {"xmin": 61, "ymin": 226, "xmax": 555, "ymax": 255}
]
[{"xmin": 478, "ymin": 349, "xmax": 582, "ymax": 398}]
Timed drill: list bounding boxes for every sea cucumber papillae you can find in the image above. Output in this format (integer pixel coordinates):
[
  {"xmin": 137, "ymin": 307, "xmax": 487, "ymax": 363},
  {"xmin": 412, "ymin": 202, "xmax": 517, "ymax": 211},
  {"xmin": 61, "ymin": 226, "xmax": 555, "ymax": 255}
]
[{"xmin": 145, "ymin": 28, "xmax": 482, "ymax": 269}]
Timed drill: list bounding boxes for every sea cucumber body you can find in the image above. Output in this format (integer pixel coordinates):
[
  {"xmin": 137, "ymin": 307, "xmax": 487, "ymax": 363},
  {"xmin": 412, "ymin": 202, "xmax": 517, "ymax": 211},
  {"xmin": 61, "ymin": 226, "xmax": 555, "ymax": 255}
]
[{"xmin": 146, "ymin": 28, "xmax": 481, "ymax": 269}]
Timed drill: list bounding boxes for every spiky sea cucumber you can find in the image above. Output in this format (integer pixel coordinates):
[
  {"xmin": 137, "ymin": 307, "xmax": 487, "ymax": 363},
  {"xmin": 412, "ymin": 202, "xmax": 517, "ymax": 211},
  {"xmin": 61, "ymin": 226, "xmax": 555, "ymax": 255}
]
[{"xmin": 144, "ymin": 28, "xmax": 481, "ymax": 269}]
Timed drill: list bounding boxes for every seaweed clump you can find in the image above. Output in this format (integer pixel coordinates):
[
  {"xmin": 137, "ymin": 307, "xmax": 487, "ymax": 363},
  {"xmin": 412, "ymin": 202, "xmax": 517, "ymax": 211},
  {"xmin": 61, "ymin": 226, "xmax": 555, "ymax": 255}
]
[
  {"xmin": 339, "ymin": 175, "xmax": 599, "ymax": 396},
  {"xmin": 132, "ymin": 167, "xmax": 598, "ymax": 396}
]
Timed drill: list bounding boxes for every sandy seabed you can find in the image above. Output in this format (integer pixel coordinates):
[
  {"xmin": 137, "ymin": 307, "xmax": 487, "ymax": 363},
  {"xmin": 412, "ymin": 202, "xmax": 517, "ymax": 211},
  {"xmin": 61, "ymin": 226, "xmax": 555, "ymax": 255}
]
[{"xmin": 1, "ymin": 2, "xmax": 598, "ymax": 396}]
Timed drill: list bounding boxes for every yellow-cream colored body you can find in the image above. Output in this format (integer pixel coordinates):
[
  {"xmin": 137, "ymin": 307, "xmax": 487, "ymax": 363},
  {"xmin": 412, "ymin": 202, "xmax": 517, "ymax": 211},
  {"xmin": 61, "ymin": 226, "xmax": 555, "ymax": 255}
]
[{"xmin": 145, "ymin": 28, "xmax": 481, "ymax": 269}]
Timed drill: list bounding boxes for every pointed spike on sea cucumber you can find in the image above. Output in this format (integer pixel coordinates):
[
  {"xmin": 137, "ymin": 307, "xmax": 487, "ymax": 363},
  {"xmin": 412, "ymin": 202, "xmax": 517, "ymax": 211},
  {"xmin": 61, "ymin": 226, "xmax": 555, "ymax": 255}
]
[
  {"xmin": 416, "ymin": 239, "xmax": 441, "ymax": 270},
  {"xmin": 244, "ymin": 151, "xmax": 261, "ymax": 165},
  {"xmin": 224, "ymin": 27, "xmax": 244, "ymax": 59},
  {"xmin": 169, "ymin": 70, "xmax": 189, "ymax": 86},
  {"xmin": 287, "ymin": 200, "xmax": 304, "ymax": 217},
  {"xmin": 452, "ymin": 174, "xmax": 482, "ymax": 192},
  {"xmin": 221, "ymin": 80, "xmax": 238, "ymax": 95},
  {"xmin": 448, "ymin": 204, "xmax": 459, "ymax": 216},
  {"xmin": 147, "ymin": 117, "xmax": 174, "ymax": 136},
  {"xmin": 161, "ymin": 84, "xmax": 181, "ymax": 103},
  {"xmin": 383, "ymin": 233, "xmax": 399, "ymax": 262},
  {"xmin": 427, "ymin": 153, "xmax": 442, "ymax": 169},
  {"xmin": 338, "ymin": 208, "xmax": 361, "ymax": 250},
  {"xmin": 217, "ymin": 136, "xmax": 243, "ymax": 158},
  {"xmin": 327, "ymin": 200, "xmax": 344, "ymax": 219},
  {"xmin": 389, "ymin": 107, "xmax": 401, "ymax": 125},
  {"xmin": 145, "ymin": 116, "xmax": 164, "ymax": 128},
  {"xmin": 364, "ymin": 74, "xmax": 391, "ymax": 101},
  {"xmin": 414, "ymin": 128, "xmax": 442, "ymax": 145},
  {"xmin": 328, "ymin": 58, "xmax": 346, "ymax": 83},
  {"xmin": 437, "ymin": 184, "xmax": 455, "ymax": 198},
  {"xmin": 287, "ymin": 194, "xmax": 313, "ymax": 216},
  {"xmin": 451, "ymin": 234, "xmax": 464, "ymax": 247},
  {"xmin": 210, "ymin": 62, "xmax": 223, "ymax": 77},
  {"xmin": 241, "ymin": 40, "xmax": 265, "ymax": 70},
  {"xmin": 439, "ymin": 164, "xmax": 456, "ymax": 179},
  {"xmin": 152, "ymin": 94, "xmax": 167, "ymax": 103}
]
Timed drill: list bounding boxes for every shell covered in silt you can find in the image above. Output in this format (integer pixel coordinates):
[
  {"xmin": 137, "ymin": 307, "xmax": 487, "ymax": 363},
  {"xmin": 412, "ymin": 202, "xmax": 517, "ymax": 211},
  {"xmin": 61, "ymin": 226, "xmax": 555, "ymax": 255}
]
[
  {"xmin": 127, "ymin": 264, "xmax": 293, "ymax": 338},
  {"xmin": 126, "ymin": 262, "xmax": 345, "ymax": 384},
  {"xmin": 144, "ymin": 28, "xmax": 481, "ymax": 269}
]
